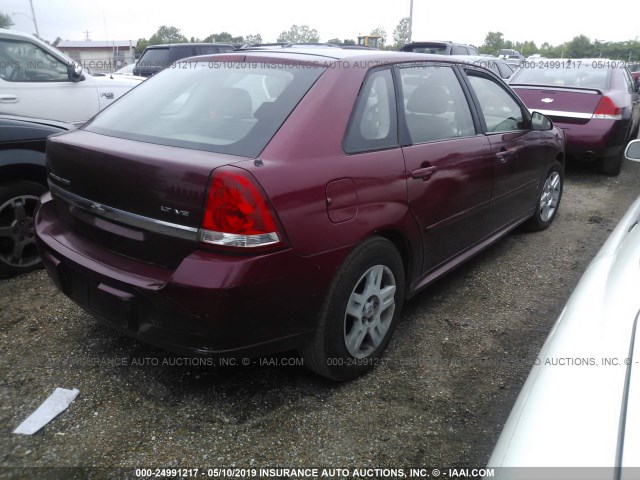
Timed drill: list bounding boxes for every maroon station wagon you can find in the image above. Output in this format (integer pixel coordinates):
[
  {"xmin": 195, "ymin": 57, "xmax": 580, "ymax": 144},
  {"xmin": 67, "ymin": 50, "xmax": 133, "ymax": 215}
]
[{"xmin": 35, "ymin": 49, "xmax": 565, "ymax": 381}]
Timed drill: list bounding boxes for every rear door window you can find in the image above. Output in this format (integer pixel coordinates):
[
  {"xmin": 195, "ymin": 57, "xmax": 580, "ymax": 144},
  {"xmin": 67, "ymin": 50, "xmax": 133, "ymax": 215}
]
[
  {"xmin": 398, "ymin": 64, "xmax": 475, "ymax": 143},
  {"xmin": 343, "ymin": 69, "xmax": 398, "ymax": 153},
  {"xmin": 451, "ymin": 46, "xmax": 467, "ymax": 55}
]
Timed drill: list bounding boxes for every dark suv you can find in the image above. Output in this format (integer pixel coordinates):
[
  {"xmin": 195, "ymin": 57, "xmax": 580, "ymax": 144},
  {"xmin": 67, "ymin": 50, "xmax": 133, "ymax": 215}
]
[
  {"xmin": 133, "ymin": 43, "xmax": 235, "ymax": 77},
  {"xmin": 401, "ymin": 41, "xmax": 478, "ymax": 55}
]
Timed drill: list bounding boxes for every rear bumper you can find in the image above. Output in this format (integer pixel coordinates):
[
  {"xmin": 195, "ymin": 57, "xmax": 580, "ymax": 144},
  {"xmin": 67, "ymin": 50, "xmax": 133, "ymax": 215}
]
[
  {"xmin": 555, "ymin": 118, "xmax": 628, "ymax": 160},
  {"xmin": 35, "ymin": 193, "xmax": 346, "ymax": 357}
]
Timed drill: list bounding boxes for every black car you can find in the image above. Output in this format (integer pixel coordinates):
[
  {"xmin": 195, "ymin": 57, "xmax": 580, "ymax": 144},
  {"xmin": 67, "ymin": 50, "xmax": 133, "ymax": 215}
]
[
  {"xmin": 0, "ymin": 115, "xmax": 74, "ymax": 277},
  {"xmin": 133, "ymin": 43, "xmax": 235, "ymax": 77},
  {"xmin": 400, "ymin": 41, "xmax": 478, "ymax": 55}
]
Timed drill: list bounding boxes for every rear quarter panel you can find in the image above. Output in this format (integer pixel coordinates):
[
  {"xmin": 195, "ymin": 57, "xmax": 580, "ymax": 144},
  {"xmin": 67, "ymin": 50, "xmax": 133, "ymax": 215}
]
[{"xmin": 244, "ymin": 62, "xmax": 421, "ymax": 266}]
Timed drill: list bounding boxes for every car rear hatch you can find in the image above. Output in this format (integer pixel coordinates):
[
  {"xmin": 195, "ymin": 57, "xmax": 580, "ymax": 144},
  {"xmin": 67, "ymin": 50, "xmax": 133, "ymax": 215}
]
[
  {"xmin": 510, "ymin": 63, "xmax": 614, "ymax": 124},
  {"xmin": 46, "ymin": 54, "xmax": 326, "ymax": 268},
  {"xmin": 511, "ymin": 85, "xmax": 604, "ymax": 125},
  {"xmin": 46, "ymin": 131, "xmax": 244, "ymax": 268}
]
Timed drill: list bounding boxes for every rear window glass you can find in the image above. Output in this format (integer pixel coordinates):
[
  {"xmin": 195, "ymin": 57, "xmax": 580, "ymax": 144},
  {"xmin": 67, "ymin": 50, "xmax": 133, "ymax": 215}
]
[
  {"xmin": 86, "ymin": 62, "xmax": 325, "ymax": 157},
  {"xmin": 511, "ymin": 63, "xmax": 612, "ymax": 90},
  {"xmin": 407, "ymin": 44, "xmax": 448, "ymax": 54}
]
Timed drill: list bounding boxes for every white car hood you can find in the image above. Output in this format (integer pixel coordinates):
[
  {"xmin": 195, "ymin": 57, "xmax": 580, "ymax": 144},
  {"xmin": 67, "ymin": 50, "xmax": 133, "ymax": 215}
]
[{"xmin": 489, "ymin": 196, "xmax": 640, "ymax": 470}]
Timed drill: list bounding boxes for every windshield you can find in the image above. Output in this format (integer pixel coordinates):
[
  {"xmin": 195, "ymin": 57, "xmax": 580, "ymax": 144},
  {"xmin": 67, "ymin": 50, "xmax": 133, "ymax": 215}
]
[
  {"xmin": 86, "ymin": 61, "xmax": 326, "ymax": 157},
  {"xmin": 511, "ymin": 62, "xmax": 612, "ymax": 90}
]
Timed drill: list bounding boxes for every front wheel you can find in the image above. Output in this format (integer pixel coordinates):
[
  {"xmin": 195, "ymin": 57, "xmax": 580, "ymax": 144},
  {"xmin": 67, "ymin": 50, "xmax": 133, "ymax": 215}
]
[
  {"xmin": 523, "ymin": 163, "xmax": 563, "ymax": 232},
  {"xmin": 301, "ymin": 237, "xmax": 405, "ymax": 381}
]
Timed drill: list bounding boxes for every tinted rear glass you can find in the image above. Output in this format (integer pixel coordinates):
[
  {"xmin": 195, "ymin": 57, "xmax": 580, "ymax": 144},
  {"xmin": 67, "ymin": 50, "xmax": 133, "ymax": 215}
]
[
  {"xmin": 511, "ymin": 63, "xmax": 612, "ymax": 90},
  {"xmin": 86, "ymin": 61, "xmax": 326, "ymax": 157},
  {"xmin": 407, "ymin": 44, "xmax": 448, "ymax": 54}
]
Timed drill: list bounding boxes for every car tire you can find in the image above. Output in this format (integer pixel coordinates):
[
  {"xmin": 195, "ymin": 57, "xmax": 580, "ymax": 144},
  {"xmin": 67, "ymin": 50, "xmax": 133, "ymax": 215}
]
[
  {"xmin": 301, "ymin": 237, "xmax": 405, "ymax": 382},
  {"xmin": 523, "ymin": 162, "xmax": 563, "ymax": 232},
  {"xmin": 0, "ymin": 181, "xmax": 47, "ymax": 278},
  {"xmin": 599, "ymin": 150, "xmax": 624, "ymax": 176}
]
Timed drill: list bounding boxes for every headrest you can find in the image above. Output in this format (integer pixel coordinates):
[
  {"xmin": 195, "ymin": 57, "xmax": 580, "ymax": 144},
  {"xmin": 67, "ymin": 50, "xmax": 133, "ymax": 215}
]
[
  {"xmin": 407, "ymin": 85, "xmax": 450, "ymax": 115},
  {"xmin": 209, "ymin": 87, "xmax": 252, "ymax": 118}
]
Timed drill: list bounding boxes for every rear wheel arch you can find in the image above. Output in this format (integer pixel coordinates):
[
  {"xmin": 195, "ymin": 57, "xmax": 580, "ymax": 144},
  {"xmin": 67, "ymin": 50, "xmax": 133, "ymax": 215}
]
[
  {"xmin": 374, "ymin": 229, "xmax": 413, "ymax": 295},
  {"xmin": 301, "ymin": 235, "xmax": 406, "ymax": 381}
]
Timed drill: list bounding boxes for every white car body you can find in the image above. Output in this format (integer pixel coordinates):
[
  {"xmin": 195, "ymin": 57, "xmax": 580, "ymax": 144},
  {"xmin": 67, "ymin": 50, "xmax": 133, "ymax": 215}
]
[
  {"xmin": 489, "ymin": 142, "xmax": 640, "ymax": 477},
  {"xmin": 0, "ymin": 29, "xmax": 142, "ymax": 125}
]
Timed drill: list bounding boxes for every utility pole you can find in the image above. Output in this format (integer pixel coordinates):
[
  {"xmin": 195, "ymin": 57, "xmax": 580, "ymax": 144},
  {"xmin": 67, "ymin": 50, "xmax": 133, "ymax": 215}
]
[
  {"xmin": 408, "ymin": 0, "xmax": 414, "ymax": 43},
  {"xmin": 28, "ymin": 0, "xmax": 40, "ymax": 38}
]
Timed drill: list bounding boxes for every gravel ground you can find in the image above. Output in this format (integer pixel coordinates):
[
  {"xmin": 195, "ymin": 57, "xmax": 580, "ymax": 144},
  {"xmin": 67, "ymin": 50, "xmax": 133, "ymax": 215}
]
[{"xmin": 1, "ymin": 157, "xmax": 640, "ymax": 479}]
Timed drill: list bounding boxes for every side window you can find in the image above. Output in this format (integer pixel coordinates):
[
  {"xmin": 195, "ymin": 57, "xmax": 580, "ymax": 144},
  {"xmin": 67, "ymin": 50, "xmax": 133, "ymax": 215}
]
[
  {"xmin": 399, "ymin": 64, "xmax": 475, "ymax": 144},
  {"xmin": 451, "ymin": 45, "xmax": 467, "ymax": 55},
  {"xmin": 622, "ymin": 69, "xmax": 634, "ymax": 94},
  {"xmin": 468, "ymin": 46, "xmax": 479, "ymax": 55},
  {"xmin": 343, "ymin": 69, "xmax": 398, "ymax": 153},
  {"xmin": 0, "ymin": 39, "xmax": 68, "ymax": 82},
  {"xmin": 467, "ymin": 72, "xmax": 526, "ymax": 132}
]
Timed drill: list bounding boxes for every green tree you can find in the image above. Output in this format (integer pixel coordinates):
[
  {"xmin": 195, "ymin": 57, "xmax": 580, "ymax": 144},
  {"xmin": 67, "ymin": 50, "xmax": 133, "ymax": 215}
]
[
  {"xmin": 0, "ymin": 12, "xmax": 14, "ymax": 28},
  {"xmin": 566, "ymin": 35, "xmax": 593, "ymax": 58},
  {"xmin": 392, "ymin": 17, "xmax": 410, "ymax": 49},
  {"xmin": 479, "ymin": 31, "xmax": 505, "ymax": 55},
  {"xmin": 136, "ymin": 38, "xmax": 150, "ymax": 55},
  {"xmin": 277, "ymin": 25, "xmax": 320, "ymax": 43},
  {"xmin": 244, "ymin": 33, "xmax": 262, "ymax": 45},
  {"xmin": 148, "ymin": 25, "xmax": 188, "ymax": 45},
  {"xmin": 343, "ymin": 38, "xmax": 356, "ymax": 46},
  {"xmin": 327, "ymin": 38, "xmax": 342, "ymax": 45}
]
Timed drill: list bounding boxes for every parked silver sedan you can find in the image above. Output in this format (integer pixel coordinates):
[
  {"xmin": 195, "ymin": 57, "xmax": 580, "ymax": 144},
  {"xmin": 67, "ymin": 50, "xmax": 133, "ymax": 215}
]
[{"xmin": 488, "ymin": 140, "xmax": 640, "ymax": 477}]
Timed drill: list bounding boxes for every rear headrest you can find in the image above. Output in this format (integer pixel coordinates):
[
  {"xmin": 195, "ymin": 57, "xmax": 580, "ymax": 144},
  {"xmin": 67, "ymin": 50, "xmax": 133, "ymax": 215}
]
[
  {"xmin": 407, "ymin": 85, "xmax": 450, "ymax": 115},
  {"xmin": 209, "ymin": 87, "xmax": 252, "ymax": 118}
]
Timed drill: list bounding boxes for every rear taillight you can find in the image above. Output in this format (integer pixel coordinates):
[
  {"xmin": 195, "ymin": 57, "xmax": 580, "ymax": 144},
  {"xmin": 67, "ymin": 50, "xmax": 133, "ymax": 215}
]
[
  {"xmin": 592, "ymin": 96, "xmax": 622, "ymax": 120},
  {"xmin": 199, "ymin": 167, "xmax": 284, "ymax": 250}
]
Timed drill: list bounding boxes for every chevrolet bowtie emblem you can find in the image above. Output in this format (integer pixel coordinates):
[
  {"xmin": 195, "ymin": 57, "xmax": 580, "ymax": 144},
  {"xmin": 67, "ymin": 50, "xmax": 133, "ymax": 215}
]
[{"xmin": 541, "ymin": 98, "xmax": 554, "ymax": 103}]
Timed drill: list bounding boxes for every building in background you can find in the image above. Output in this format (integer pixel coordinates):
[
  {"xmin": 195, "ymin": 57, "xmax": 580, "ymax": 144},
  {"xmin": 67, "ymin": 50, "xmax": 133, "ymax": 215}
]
[{"xmin": 57, "ymin": 40, "xmax": 136, "ymax": 73}]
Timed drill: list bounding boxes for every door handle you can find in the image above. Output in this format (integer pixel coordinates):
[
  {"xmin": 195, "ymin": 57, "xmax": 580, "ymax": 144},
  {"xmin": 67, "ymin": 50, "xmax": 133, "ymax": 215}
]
[
  {"xmin": 411, "ymin": 166, "xmax": 437, "ymax": 181},
  {"xmin": 0, "ymin": 94, "xmax": 18, "ymax": 103},
  {"xmin": 496, "ymin": 147, "xmax": 521, "ymax": 162}
]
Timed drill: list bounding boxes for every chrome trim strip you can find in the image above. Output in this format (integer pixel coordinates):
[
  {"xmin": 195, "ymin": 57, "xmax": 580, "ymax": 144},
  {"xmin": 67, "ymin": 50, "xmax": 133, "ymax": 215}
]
[
  {"xmin": 528, "ymin": 108, "xmax": 593, "ymax": 119},
  {"xmin": 511, "ymin": 85, "xmax": 601, "ymax": 95},
  {"xmin": 49, "ymin": 182, "xmax": 199, "ymax": 241}
]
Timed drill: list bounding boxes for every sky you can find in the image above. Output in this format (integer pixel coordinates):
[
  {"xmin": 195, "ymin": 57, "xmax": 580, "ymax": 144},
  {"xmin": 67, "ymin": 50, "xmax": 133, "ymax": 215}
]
[{"xmin": 3, "ymin": 0, "xmax": 638, "ymax": 48}]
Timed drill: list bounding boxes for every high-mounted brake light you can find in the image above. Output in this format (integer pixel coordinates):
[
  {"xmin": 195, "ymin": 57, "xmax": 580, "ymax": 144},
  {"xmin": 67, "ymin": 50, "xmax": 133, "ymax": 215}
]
[
  {"xmin": 592, "ymin": 96, "xmax": 622, "ymax": 120},
  {"xmin": 199, "ymin": 167, "xmax": 284, "ymax": 250}
]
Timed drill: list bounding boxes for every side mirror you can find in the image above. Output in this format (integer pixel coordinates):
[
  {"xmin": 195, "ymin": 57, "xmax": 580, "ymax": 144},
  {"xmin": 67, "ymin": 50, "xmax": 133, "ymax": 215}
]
[
  {"xmin": 625, "ymin": 139, "xmax": 640, "ymax": 162},
  {"xmin": 67, "ymin": 62, "xmax": 84, "ymax": 82},
  {"xmin": 531, "ymin": 111, "xmax": 553, "ymax": 131}
]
